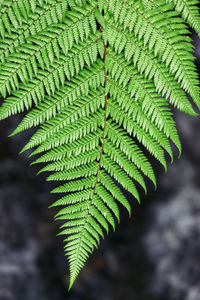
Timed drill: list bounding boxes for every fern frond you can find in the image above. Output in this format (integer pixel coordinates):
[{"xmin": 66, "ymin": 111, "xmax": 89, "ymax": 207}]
[
  {"xmin": 167, "ymin": 0, "xmax": 200, "ymax": 36},
  {"xmin": 5, "ymin": 56, "xmax": 103, "ymax": 125},
  {"xmin": 106, "ymin": 48, "xmax": 196, "ymax": 116},
  {"xmin": 0, "ymin": 1, "xmax": 68, "ymax": 63},
  {"xmin": 104, "ymin": 12, "xmax": 200, "ymax": 109},
  {"xmin": 0, "ymin": 3, "xmax": 98, "ymax": 98},
  {"xmin": 0, "ymin": 0, "xmax": 200, "ymax": 289}
]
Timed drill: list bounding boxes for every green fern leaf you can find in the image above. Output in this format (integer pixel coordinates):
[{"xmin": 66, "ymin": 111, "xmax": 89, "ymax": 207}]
[{"xmin": 0, "ymin": 0, "xmax": 200, "ymax": 290}]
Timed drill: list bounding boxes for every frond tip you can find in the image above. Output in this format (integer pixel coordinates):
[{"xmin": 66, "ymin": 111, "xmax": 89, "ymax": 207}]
[{"xmin": 0, "ymin": 0, "xmax": 199, "ymax": 289}]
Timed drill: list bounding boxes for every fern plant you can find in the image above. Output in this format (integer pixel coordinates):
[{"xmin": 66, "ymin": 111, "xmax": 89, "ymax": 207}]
[{"xmin": 0, "ymin": 0, "xmax": 200, "ymax": 289}]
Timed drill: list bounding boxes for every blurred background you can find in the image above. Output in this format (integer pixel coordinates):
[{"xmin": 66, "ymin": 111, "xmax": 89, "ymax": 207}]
[{"xmin": 0, "ymin": 33, "xmax": 200, "ymax": 300}]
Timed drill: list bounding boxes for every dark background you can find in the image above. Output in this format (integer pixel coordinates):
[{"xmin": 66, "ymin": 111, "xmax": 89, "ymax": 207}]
[{"xmin": 0, "ymin": 34, "xmax": 200, "ymax": 300}]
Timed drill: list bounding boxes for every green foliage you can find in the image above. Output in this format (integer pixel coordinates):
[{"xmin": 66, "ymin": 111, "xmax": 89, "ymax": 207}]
[{"xmin": 0, "ymin": 0, "xmax": 199, "ymax": 289}]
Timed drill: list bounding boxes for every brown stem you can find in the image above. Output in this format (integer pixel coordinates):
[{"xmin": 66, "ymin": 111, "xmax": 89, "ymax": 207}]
[{"xmin": 93, "ymin": 37, "xmax": 107, "ymax": 194}]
